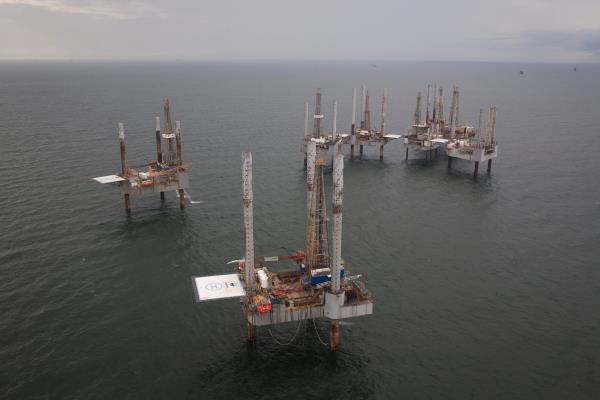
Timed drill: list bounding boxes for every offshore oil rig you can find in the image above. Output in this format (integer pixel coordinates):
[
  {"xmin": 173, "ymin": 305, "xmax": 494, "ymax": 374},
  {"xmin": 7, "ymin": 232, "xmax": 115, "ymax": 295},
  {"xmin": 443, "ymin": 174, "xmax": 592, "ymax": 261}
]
[
  {"xmin": 404, "ymin": 84, "xmax": 498, "ymax": 177},
  {"xmin": 92, "ymin": 100, "xmax": 191, "ymax": 213},
  {"xmin": 193, "ymin": 145, "xmax": 373, "ymax": 351},
  {"xmin": 446, "ymin": 106, "xmax": 498, "ymax": 178},
  {"xmin": 403, "ymin": 84, "xmax": 460, "ymax": 161},
  {"xmin": 342, "ymin": 85, "xmax": 403, "ymax": 160},
  {"xmin": 302, "ymin": 87, "xmax": 402, "ymax": 166}
]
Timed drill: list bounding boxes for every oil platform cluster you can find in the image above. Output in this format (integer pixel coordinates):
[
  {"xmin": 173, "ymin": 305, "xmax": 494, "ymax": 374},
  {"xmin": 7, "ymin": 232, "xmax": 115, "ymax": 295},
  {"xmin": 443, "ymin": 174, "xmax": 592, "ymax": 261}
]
[
  {"xmin": 92, "ymin": 84, "xmax": 500, "ymax": 352},
  {"xmin": 192, "ymin": 144, "xmax": 373, "ymax": 350},
  {"xmin": 93, "ymin": 100, "xmax": 191, "ymax": 213},
  {"xmin": 302, "ymin": 85, "xmax": 498, "ymax": 178}
]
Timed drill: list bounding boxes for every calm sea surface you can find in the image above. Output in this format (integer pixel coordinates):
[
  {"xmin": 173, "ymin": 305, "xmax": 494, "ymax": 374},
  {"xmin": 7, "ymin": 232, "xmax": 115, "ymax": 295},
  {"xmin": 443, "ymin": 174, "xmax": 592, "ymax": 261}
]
[{"xmin": 1, "ymin": 61, "xmax": 599, "ymax": 399}]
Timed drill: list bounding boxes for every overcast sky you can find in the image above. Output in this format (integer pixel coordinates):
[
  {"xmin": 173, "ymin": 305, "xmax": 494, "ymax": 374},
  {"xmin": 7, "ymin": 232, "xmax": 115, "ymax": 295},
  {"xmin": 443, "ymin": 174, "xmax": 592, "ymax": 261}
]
[{"xmin": 1, "ymin": 0, "xmax": 599, "ymax": 62}]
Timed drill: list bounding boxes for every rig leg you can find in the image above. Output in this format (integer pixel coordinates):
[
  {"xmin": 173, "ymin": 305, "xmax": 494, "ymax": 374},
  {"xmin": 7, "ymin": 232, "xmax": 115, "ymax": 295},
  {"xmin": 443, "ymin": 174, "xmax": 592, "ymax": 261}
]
[
  {"xmin": 487, "ymin": 159, "xmax": 492, "ymax": 173},
  {"xmin": 160, "ymin": 192, "xmax": 165, "ymax": 201},
  {"xmin": 303, "ymin": 152, "xmax": 307, "ymax": 169},
  {"xmin": 350, "ymin": 144, "xmax": 355, "ymax": 160},
  {"xmin": 124, "ymin": 194, "xmax": 131, "ymax": 214},
  {"xmin": 359, "ymin": 145, "xmax": 364, "ymax": 158},
  {"xmin": 405, "ymin": 147, "xmax": 409, "ymax": 160},
  {"xmin": 329, "ymin": 320, "xmax": 340, "ymax": 351},
  {"xmin": 178, "ymin": 189, "xmax": 185, "ymax": 209},
  {"xmin": 379, "ymin": 144, "xmax": 384, "ymax": 161},
  {"xmin": 448, "ymin": 157, "xmax": 452, "ymax": 169},
  {"xmin": 247, "ymin": 322, "xmax": 256, "ymax": 342},
  {"xmin": 474, "ymin": 161, "xmax": 479, "ymax": 179}
]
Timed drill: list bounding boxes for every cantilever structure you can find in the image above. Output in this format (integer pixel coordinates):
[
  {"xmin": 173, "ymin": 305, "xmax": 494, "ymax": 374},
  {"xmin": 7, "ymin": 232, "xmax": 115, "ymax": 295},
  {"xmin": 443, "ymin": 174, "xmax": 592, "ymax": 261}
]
[
  {"xmin": 92, "ymin": 100, "xmax": 191, "ymax": 213},
  {"xmin": 193, "ymin": 146, "xmax": 373, "ymax": 351}
]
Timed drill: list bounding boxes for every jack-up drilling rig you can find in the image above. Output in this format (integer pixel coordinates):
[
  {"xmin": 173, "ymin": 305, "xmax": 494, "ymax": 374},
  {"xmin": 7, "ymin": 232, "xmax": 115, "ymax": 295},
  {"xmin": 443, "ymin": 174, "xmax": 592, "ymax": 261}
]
[
  {"xmin": 92, "ymin": 100, "xmax": 192, "ymax": 213},
  {"xmin": 192, "ymin": 146, "xmax": 373, "ymax": 350}
]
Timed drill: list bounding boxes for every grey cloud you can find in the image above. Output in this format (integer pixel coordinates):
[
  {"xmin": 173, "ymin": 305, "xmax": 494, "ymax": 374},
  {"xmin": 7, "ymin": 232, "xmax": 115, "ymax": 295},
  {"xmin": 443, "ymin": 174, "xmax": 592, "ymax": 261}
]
[
  {"xmin": 0, "ymin": 0, "xmax": 164, "ymax": 19},
  {"xmin": 521, "ymin": 29, "xmax": 600, "ymax": 56}
]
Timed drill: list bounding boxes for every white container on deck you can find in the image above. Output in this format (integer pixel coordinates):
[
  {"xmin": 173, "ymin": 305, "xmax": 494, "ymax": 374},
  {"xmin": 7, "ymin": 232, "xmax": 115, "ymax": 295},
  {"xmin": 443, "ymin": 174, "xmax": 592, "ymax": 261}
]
[{"xmin": 257, "ymin": 269, "xmax": 270, "ymax": 290}]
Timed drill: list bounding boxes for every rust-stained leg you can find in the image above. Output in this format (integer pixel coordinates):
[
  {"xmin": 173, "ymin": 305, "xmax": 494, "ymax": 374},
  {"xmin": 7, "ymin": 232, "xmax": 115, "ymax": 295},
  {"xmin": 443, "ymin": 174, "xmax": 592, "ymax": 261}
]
[
  {"xmin": 350, "ymin": 144, "xmax": 355, "ymax": 160},
  {"xmin": 379, "ymin": 144, "xmax": 384, "ymax": 160},
  {"xmin": 247, "ymin": 322, "xmax": 256, "ymax": 342},
  {"xmin": 329, "ymin": 320, "xmax": 340, "ymax": 351},
  {"xmin": 474, "ymin": 161, "xmax": 479, "ymax": 179},
  {"xmin": 359, "ymin": 145, "xmax": 363, "ymax": 158},
  {"xmin": 487, "ymin": 159, "xmax": 492, "ymax": 173},
  {"xmin": 405, "ymin": 147, "xmax": 409, "ymax": 160},
  {"xmin": 178, "ymin": 189, "xmax": 185, "ymax": 209},
  {"xmin": 124, "ymin": 194, "xmax": 131, "ymax": 214}
]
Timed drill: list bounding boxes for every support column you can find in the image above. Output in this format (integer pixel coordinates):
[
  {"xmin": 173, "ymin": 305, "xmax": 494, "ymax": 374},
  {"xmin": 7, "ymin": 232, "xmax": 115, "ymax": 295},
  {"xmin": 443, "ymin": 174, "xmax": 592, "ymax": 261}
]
[
  {"xmin": 124, "ymin": 194, "xmax": 131, "ymax": 214},
  {"xmin": 405, "ymin": 147, "xmax": 409, "ymax": 160},
  {"xmin": 329, "ymin": 320, "xmax": 340, "ymax": 351},
  {"xmin": 178, "ymin": 189, "xmax": 185, "ymax": 209},
  {"xmin": 350, "ymin": 145, "xmax": 355, "ymax": 160},
  {"xmin": 304, "ymin": 150, "xmax": 308, "ymax": 169},
  {"xmin": 175, "ymin": 121, "xmax": 183, "ymax": 167},
  {"xmin": 448, "ymin": 156, "xmax": 453, "ymax": 169},
  {"xmin": 155, "ymin": 117, "xmax": 163, "ymax": 163},
  {"xmin": 487, "ymin": 159, "xmax": 492, "ymax": 173},
  {"xmin": 155, "ymin": 116, "xmax": 165, "ymax": 201},
  {"xmin": 247, "ymin": 321, "xmax": 256, "ymax": 342},
  {"xmin": 118, "ymin": 123, "xmax": 130, "ymax": 214},
  {"xmin": 474, "ymin": 161, "xmax": 479, "ymax": 179},
  {"xmin": 379, "ymin": 143, "xmax": 384, "ymax": 160},
  {"xmin": 359, "ymin": 144, "xmax": 363, "ymax": 158}
]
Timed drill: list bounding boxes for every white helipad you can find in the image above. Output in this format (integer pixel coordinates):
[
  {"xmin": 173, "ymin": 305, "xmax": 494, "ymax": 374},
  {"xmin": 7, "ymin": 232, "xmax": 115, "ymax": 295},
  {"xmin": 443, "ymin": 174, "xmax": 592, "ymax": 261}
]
[
  {"xmin": 192, "ymin": 274, "xmax": 246, "ymax": 302},
  {"xmin": 92, "ymin": 175, "xmax": 125, "ymax": 184}
]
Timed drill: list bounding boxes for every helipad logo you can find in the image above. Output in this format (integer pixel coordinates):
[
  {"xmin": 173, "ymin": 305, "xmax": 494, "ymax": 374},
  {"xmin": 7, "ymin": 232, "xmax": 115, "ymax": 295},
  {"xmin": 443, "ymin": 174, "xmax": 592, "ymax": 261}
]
[{"xmin": 205, "ymin": 282, "xmax": 223, "ymax": 291}]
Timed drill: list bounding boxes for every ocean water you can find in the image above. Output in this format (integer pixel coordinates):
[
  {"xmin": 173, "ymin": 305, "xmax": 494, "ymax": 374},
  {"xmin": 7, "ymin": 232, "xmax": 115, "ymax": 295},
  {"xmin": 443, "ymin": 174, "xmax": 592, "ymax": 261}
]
[{"xmin": 1, "ymin": 61, "xmax": 599, "ymax": 399}]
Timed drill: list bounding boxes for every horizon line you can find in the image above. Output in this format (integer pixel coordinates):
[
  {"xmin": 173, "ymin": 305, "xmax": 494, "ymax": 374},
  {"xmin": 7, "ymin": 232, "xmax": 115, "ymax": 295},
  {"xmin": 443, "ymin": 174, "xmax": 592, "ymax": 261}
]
[{"xmin": 0, "ymin": 58, "xmax": 597, "ymax": 65}]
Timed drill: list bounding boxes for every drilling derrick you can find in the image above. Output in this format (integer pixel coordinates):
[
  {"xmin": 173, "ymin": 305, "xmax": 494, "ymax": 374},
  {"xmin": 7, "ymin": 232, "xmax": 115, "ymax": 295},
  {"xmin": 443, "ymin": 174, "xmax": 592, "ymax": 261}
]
[
  {"xmin": 448, "ymin": 86, "xmax": 459, "ymax": 138},
  {"xmin": 304, "ymin": 141, "xmax": 317, "ymax": 272},
  {"xmin": 414, "ymin": 92, "xmax": 422, "ymax": 127},
  {"xmin": 431, "ymin": 84, "xmax": 437, "ymax": 125},
  {"xmin": 364, "ymin": 91, "xmax": 371, "ymax": 132},
  {"xmin": 425, "ymin": 84, "xmax": 431, "ymax": 124},
  {"xmin": 380, "ymin": 88, "xmax": 387, "ymax": 136},
  {"xmin": 313, "ymin": 88, "xmax": 323, "ymax": 139},
  {"xmin": 242, "ymin": 151, "xmax": 254, "ymax": 287},
  {"xmin": 163, "ymin": 99, "xmax": 177, "ymax": 165},
  {"xmin": 437, "ymin": 86, "xmax": 444, "ymax": 132},
  {"xmin": 305, "ymin": 146, "xmax": 330, "ymax": 272}
]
